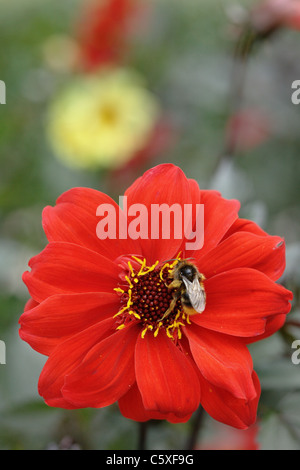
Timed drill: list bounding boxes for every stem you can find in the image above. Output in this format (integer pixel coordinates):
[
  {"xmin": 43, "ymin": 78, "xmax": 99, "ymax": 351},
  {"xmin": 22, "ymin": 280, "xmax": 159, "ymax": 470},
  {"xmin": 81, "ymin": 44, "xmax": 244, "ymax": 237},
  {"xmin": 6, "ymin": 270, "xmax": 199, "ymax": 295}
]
[
  {"xmin": 185, "ymin": 406, "xmax": 205, "ymax": 450},
  {"xmin": 213, "ymin": 25, "xmax": 258, "ymax": 174},
  {"xmin": 137, "ymin": 421, "xmax": 148, "ymax": 451},
  {"xmin": 284, "ymin": 320, "xmax": 300, "ymax": 329}
]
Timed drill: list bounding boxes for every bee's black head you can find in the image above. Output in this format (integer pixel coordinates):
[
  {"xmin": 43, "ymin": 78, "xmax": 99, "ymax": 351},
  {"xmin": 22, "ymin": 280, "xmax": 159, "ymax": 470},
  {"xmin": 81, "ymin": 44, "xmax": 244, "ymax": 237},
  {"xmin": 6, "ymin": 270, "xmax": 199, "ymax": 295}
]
[{"xmin": 179, "ymin": 264, "xmax": 196, "ymax": 282}]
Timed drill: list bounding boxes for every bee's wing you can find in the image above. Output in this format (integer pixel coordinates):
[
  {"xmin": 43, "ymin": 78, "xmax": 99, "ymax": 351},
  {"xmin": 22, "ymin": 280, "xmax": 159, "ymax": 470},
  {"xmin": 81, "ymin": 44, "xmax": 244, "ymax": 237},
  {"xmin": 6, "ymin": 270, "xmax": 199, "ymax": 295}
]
[{"xmin": 182, "ymin": 277, "xmax": 206, "ymax": 313}]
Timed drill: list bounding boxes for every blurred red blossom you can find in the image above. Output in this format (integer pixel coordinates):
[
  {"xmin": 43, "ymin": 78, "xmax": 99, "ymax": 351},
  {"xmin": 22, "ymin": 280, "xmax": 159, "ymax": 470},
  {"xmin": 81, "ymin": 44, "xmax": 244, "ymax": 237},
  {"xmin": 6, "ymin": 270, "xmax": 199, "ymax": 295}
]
[
  {"xmin": 198, "ymin": 422, "xmax": 260, "ymax": 450},
  {"xmin": 74, "ymin": 0, "xmax": 146, "ymax": 71},
  {"xmin": 64, "ymin": 0, "xmax": 172, "ymax": 176},
  {"xmin": 250, "ymin": 0, "xmax": 300, "ymax": 35},
  {"xmin": 225, "ymin": 109, "xmax": 270, "ymax": 154}
]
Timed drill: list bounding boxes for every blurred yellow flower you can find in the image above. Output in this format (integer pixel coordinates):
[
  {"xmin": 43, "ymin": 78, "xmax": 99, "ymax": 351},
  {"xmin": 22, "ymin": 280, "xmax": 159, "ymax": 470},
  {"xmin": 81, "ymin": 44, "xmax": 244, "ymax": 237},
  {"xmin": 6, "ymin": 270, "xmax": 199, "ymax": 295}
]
[{"xmin": 46, "ymin": 68, "xmax": 160, "ymax": 170}]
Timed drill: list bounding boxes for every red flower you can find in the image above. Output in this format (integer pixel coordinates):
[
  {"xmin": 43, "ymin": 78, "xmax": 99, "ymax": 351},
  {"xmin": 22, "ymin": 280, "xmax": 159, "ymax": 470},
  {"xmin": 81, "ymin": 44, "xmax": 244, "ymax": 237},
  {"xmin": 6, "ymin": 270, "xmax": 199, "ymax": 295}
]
[
  {"xmin": 75, "ymin": 0, "xmax": 143, "ymax": 71},
  {"xmin": 250, "ymin": 0, "xmax": 300, "ymax": 35},
  {"xmin": 225, "ymin": 109, "xmax": 270, "ymax": 153},
  {"xmin": 19, "ymin": 164, "xmax": 292, "ymax": 428},
  {"xmin": 198, "ymin": 422, "xmax": 260, "ymax": 450}
]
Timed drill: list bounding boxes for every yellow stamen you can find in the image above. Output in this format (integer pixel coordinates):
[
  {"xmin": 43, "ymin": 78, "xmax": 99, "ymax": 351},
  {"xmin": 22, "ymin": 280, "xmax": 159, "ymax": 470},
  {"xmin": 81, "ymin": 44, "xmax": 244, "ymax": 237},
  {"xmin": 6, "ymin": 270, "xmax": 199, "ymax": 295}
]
[
  {"xmin": 125, "ymin": 275, "xmax": 133, "ymax": 289},
  {"xmin": 126, "ymin": 290, "xmax": 133, "ymax": 307},
  {"xmin": 159, "ymin": 253, "xmax": 182, "ymax": 281},
  {"xmin": 137, "ymin": 258, "xmax": 146, "ymax": 275},
  {"xmin": 114, "ymin": 287, "xmax": 125, "ymax": 294},
  {"xmin": 113, "ymin": 286, "xmax": 133, "ymax": 318},
  {"xmin": 131, "ymin": 255, "xmax": 145, "ymax": 266},
  {"xmin": 175, "ymin": 310, "xmax": 181, "ymax": 321},
  {"xmin": 154, "ymin": 321, "xmax": 163, "ymax": 337},
  {"xmin": 128, "ymin": 261, "xmax": 135, "ymax": 277},
  {"xmin": 129, "ymin": 310, "xmax": 141, "ymax": 320},
  {"xmin": 141, "ymin": 324, "xmax": 153, "ymax": 339},
  {"xmin": 138, "ymin": 260, "xmax": 159, "ymax": 276},
  {"xmin": 159, "ymin": 262, "xmax": 170, "ymax": 281},
  {"xmin": 166, "ymin": 328, "xmax": 174, "ymax": 339},
  {"xmin": 113, "ymin": 304, "xmax": 129, "ymax": 318}
]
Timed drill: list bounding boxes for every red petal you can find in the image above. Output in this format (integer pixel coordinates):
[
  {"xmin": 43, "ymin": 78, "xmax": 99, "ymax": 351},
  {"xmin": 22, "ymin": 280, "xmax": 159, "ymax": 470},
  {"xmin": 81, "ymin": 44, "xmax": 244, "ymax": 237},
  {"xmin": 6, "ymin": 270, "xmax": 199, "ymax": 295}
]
[
  {"xmin": 243, "ymin": 313, "xmax": 287, "ymax": 344},
  {"xmin": 186, "ymin": 190, "xmax": 240, "ymax": 260},
  {"xmin": 185, "ymin": 324, "xmax": 256, "ymax": 400},
  {"xmin": 192, "ymin": 268, "xmax": 292, "ymax": 337},
  {"xmin": 125, "ymin": 164, "xmax": 201, "ymax": 264},
  {"xmin": 38, "ymin": 317, "xmax": 116, "ymax": 406},
  {"xmin": 43, "ymin": 187, "xmax": 141, "ymax": 260},
  {"xmin": 118, "ymin": 382, "xmax": 192, "ymax": 423},
  {"xmin": 24, "ymin": 298, "xmax": 39, "ymax": 311},
  {"xmin": 19, "ymin": 330, "xmax": 58, "ymax": 357},
  {"xmin": 199, "ymin": 371, "xmax": 261, "ymax": 429},
  {"xmin": 198, "ymin": 232, "xmax": 286, "ymax": 281},
  {"xmin": 135, "ymin": 332, "xmax": 200, "ymax": 418},
  {"xmin": 19, "ymin": 292, "xmax": 119, "ymax": 355},
  {"xmin": 22, "ymin": 242, "xmax": 119, "ymax": 303},
  {"xmin": 222, "ymin": 217, "xmax": 269, "ymax": 239},
  {"xmin": 42, "ymin": 397, "xmax": 79, "ymax": 409},
  {"xmin": 62, "ymin": 322, "xmax": 139, "ymax": 407}
]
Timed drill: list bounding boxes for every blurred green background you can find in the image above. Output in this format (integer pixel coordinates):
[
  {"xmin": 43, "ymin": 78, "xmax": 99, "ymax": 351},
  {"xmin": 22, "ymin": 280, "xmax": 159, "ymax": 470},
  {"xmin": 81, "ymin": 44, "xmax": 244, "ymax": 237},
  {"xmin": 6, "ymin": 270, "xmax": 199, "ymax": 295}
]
[{"xmin": 0, "ymin": 0, "xmax": 300, "ymax": 450}]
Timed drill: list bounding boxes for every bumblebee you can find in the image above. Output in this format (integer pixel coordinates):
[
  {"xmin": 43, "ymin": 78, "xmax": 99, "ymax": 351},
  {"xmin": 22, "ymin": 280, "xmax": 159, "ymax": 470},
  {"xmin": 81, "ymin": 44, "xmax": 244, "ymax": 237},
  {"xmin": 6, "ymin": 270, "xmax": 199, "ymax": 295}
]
[{"xmin": 159, "ymin": 260, "xmax": 206, "ymax": 321}]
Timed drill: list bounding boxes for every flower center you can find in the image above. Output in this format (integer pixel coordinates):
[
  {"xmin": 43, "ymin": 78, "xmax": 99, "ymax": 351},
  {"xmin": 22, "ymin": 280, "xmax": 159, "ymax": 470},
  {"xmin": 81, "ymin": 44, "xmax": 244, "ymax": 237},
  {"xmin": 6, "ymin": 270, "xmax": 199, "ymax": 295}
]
[
  {"xmin": 114, "ymin": 256, "xmax": 191, "ymax": 340},
  {"xmin": 99, "ymin": 103, "xmax": 119, "ymax": 126}
]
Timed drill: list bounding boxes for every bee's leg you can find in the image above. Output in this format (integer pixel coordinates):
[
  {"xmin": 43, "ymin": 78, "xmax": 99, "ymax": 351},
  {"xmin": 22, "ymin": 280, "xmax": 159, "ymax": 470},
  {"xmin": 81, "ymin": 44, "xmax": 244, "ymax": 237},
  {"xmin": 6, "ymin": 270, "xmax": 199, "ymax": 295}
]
[
  {"xmin": 158, "ymin": 291, "xmax": 180, "ymax": 322},
  {"xmin": 165, "ymin": 279, "xmax": 182, "ymax": 290}
]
